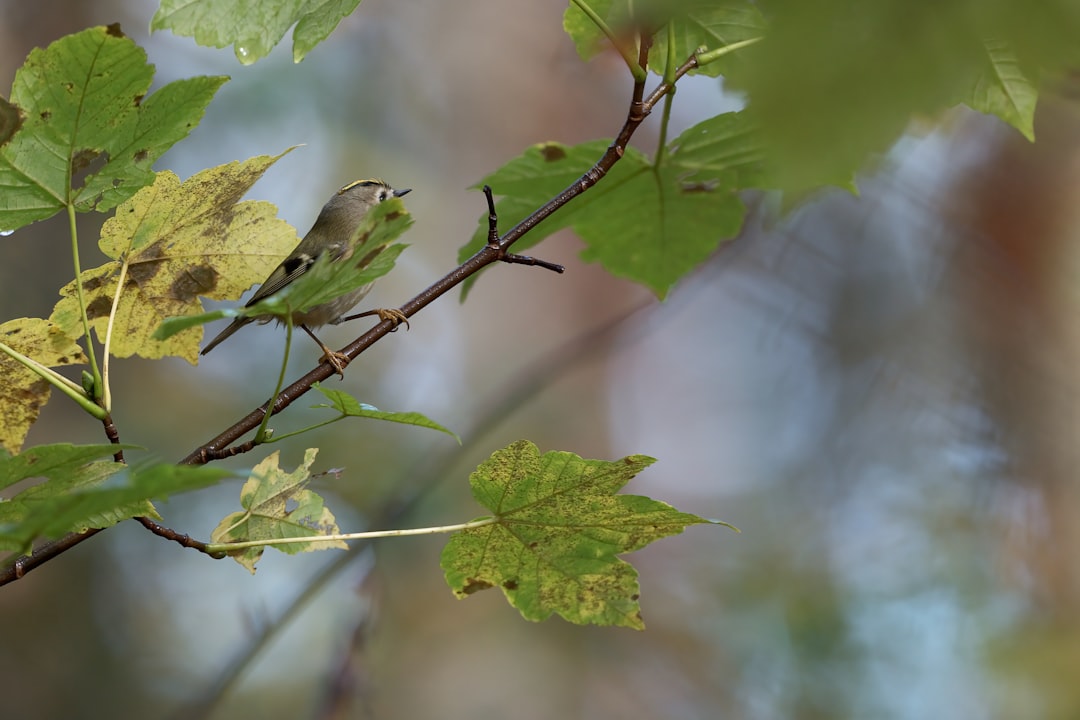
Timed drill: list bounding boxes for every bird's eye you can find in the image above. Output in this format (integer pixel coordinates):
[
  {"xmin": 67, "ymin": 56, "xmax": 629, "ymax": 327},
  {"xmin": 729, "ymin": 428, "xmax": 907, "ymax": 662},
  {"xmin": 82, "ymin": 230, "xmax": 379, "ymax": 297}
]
[{"xmin": 379, "ymin": 190, "xmax": 390, "ymax": 202}]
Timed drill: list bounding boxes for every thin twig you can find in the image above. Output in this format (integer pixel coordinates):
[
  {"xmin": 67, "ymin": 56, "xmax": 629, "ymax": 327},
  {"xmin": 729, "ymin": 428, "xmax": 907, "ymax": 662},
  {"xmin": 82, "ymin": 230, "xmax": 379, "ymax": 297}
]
[
  {"xmin": 484, "ymin": 185, "xmax": 499, "ymax": 244},
  {"xmin": 135, "ymin": 517, "xmax": 226, "ymax": 558},
  {"xmin": 484, "ymin": 185, "xmax": 564, "ymax": 272},
  {"xmin": 502, "ymin": 254, "xmax": 565, "ymax": 273},
  {"xmin": 102, "ymin": 414, "xmax": 125, "ymax": 463}
]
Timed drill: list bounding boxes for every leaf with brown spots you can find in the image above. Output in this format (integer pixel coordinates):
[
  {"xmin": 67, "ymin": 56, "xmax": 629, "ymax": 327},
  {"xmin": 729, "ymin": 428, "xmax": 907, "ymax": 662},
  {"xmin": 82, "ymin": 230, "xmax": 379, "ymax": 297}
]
[
  {"xmin": 441, "ymin": 440, "xmax": 732, "ymax": 629},
  {"xmin": 211, "ymin": 448, "xmax": 347, "ymax": 574},
  {"xmin": 0, "ymin": 318, "xmax": 88, "ymax": 454},
  {"xmin": 0, "ymin": 96, "xmax": 23, "ymax": 149},
  {"xmin": 50, "ymin": 152, "xmax": 299, "ymax": 363}
]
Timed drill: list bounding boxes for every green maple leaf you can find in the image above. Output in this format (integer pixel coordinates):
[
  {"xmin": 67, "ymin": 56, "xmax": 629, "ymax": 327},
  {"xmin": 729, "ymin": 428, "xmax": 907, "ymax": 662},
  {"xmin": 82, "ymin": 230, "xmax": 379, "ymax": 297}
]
[
  {"xmin": 151, "ymin": 0, "xmax": 364, "ymax": 65},
  {"xmin": 460, "ymin": 111, "xmax": 771, "ymax": 299},
  {"xmin": 441, "ymin": 440, "xmax": 732, "ymax": 629},
  {"xmin": 648, "ymin": 2, "xmax": 768, "ymax": 79},
  {"xmin": 563, "ymin": 0, "xmax": 766, "ymax": 79},
  {"xmin": 0, "ymin": 25, "xmax": 225, "ymax": 231}
]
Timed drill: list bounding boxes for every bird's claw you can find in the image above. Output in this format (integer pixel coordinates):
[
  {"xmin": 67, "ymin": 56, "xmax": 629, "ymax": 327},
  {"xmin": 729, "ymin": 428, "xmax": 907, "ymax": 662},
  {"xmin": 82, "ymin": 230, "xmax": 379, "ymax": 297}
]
[
  {"xmin": 320, "ymin": 350, "xmax": 349, "ymax": 379},
  {"xmin": 376, "ymin": 308, "xmax": 410, "ymax": 331}
]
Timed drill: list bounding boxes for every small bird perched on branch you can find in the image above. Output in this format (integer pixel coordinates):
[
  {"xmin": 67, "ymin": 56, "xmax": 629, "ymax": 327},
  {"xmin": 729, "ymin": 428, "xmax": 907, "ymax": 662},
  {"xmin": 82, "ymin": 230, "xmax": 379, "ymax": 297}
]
[{"xmin": 200, "ymin": 179, "xmax": 412, "ymax": 376}]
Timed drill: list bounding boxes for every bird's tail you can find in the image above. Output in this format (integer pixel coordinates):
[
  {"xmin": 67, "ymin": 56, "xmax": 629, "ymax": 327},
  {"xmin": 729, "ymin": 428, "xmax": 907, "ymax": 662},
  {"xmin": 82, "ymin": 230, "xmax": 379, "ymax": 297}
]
[{"xmin": 200, "ymin": 317, "xmax": 251, "ymax": 356}]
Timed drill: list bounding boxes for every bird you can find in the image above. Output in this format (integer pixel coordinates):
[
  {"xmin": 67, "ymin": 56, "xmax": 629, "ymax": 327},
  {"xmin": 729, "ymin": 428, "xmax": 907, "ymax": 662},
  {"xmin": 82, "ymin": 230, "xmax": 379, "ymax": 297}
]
[{"xmin": 200, "ymin": 178, "xmax": 412, "ymax": 376}]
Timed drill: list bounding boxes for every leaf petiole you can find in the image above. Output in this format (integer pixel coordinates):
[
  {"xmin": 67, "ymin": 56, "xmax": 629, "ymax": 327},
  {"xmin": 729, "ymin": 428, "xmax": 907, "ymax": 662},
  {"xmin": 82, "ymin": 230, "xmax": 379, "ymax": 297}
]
[
  {"xmin": 204, "ymin": 516, "xmax": 498, "ymax": 554},
  {"xmin": 100, "ymin": 256, "xmax": 132, "ymax": 414},
  {"xmin": 653, "ymin": 23, "xmax": 678, "ymax": 168},
  {"xmin": 67, "ymin": 203, "xmax": 103, "ymax": 405},
  {"xmin": 569, "ymin": 0, "xmax": 647, "ymax": 81},
  {"xmin": 695, "ymin": 36, "xmax": 763, "ymax": 67},
  {"xmin": 0, "ymin": 341, "xmax": 107, "ymax": 419},
  {"xmin": 254, "ymin": 318, "xmax": 295, "ymax": 444}
]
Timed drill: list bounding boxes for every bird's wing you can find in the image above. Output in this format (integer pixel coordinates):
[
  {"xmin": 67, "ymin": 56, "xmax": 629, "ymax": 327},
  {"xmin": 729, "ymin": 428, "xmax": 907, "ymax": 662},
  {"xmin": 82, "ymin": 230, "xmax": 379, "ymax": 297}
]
[{"xmin": 246, "ymin": 252, "xmax": 317, "ymax": 306}]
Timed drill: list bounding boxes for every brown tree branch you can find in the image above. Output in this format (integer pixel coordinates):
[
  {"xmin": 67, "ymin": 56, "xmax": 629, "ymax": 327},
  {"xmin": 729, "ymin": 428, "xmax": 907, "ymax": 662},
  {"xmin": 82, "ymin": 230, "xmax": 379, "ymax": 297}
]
[
  {"xmin": 134, "ymin": 517, "xmax": 226, "ymax": 558},
  {"xmin": 102, "ymin": 414, "xmax": 125, "ymax": 463}
]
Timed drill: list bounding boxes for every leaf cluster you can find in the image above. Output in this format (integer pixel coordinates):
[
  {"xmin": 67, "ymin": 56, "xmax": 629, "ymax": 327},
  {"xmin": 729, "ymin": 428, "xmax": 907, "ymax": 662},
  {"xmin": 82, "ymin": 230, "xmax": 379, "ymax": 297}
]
[
  {"xmin": 0, "ymin": 26, "xmax": 420, "ymax": 585},
  {"xmin": 0, "ymin": 0, "xmax": 1065, "ymax": 627}
]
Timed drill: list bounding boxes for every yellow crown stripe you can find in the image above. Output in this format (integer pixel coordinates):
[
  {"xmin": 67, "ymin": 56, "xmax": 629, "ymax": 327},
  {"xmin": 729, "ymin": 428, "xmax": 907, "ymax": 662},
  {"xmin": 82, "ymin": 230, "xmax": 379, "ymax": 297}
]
[{"xmin": 338, "ymin": 178, "xmax": 388, "ymax": 194}]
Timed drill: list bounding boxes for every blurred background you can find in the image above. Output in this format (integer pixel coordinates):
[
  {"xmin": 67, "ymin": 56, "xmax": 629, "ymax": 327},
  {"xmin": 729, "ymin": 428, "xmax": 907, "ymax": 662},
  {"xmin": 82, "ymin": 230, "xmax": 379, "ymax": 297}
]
[{"xmin": 2, "ymin": 1, "xmax": 1080, "ymax": 718}]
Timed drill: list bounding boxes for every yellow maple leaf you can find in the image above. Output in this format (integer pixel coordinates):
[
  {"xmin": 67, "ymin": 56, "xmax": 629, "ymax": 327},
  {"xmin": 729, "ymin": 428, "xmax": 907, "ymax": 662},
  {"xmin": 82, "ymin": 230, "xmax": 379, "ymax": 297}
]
[{"xmin": 50, "ymin": 151, "xmax": 299, "ymax": 363}]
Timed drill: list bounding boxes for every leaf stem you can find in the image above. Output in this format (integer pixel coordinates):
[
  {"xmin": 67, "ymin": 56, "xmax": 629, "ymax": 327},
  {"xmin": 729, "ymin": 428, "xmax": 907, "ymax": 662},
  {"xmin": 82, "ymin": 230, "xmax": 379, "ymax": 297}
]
[
  {"xmin": 255, "ymin": 319, "xmax": 294, "ymax": 443},
  {"xmin": 653, "ymin": 23, "xmax": 679, "ymax": 168},
  {"xmin": 101, "ymin": 257, "xmax": 130, "ymax": 413},
  {"xmin": 204, "ymin": 516, "xmax": 498, "ymax": 554},
  {"xmin": 663, "ymin": 22, "xmax": 676, "ymax": 84},
  {"xmin": 263, "ymin": 415, "xmax": 343, "ymax": 443},
  {"xmin": 695, "ymin": 36, "xmax": 763, "ymax": 67},
  {"xmin": 570, "ymin": 0, "xmax": 646, "ymax": 81},
  {"xmin": 68, "ymin": 203, "xmax": 103, "ymax": 403},
  {"xmin": 0, "ymin": 341, "xmax": 106, "ymax": 419}
]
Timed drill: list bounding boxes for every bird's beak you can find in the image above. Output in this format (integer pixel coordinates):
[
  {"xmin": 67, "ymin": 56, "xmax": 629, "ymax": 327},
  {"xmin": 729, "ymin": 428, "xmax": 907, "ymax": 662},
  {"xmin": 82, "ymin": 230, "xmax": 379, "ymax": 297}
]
[{"xmin": 394, "ymin": 188, "xmax": 412, "ymax": 197}]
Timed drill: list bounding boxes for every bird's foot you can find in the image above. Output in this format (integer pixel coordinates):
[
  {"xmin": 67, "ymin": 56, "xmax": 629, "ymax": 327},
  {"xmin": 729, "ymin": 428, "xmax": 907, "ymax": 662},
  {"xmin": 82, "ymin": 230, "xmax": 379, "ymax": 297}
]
[
  {"xmin": 375, "ymin": 308, "xmax": 410, "ymax": 331},
  {"xmin": 320, "ymin": 350, "xmax": 349, "ymax": 379}
]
